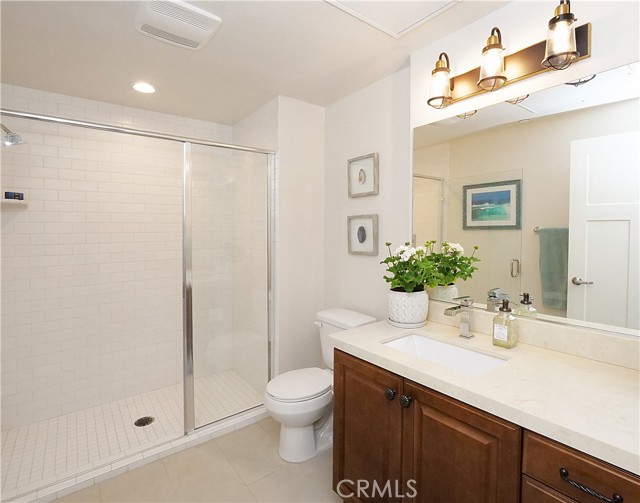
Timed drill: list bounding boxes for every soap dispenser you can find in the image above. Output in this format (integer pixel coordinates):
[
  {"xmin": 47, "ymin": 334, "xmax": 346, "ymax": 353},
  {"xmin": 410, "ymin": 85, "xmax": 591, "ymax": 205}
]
[
  {"xmin": 515, "ymin": 293, "xmax": 537, "ymax": 317},
  {"xmin": 492, "ymin": 299, "xmax": 518, "ymax": 349}
]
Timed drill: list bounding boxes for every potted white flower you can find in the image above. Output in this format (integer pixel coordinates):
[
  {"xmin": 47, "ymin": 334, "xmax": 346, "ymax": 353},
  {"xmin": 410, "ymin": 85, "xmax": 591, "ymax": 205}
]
[
  {"xmin": 425, "ymin": 240, "xmax": 480, "ymax": 301},
  {"xmin": 381, "ymin": 242, "xmax": 439, "ymax": 327}
]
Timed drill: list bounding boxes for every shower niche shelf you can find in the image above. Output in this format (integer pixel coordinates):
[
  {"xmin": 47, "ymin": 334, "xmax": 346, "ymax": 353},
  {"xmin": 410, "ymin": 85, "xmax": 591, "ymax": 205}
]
[
  {"xmin": 2, "ymin": 190, "xmax": 27, "ymax": 208},
  {"xmin": 2, "ymin": 199, "xmax": 28, "ymax": 209}
]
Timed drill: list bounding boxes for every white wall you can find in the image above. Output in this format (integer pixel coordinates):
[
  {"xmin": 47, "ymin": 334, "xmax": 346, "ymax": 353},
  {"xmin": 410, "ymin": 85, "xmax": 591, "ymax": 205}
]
[
  {"xmin": 234, "ymin": 96, "xmax": 325, "ymax": 375},
  {"xmin": 276, "ymin": 97, "xmax": 326, "ymax": 373},
  {"xmin": 324, "ymin": 68, "xmax": 412, "ymax": 322},
  {"xmin": 411, "ymin": 1, "xmax": 640, "ymax": 128}
]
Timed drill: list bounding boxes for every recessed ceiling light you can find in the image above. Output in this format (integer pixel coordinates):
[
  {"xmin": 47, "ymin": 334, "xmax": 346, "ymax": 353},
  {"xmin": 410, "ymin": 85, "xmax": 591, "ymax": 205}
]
[{"xmin": 131, "ymin": 81, "xmax": 156, "ymax": 94}]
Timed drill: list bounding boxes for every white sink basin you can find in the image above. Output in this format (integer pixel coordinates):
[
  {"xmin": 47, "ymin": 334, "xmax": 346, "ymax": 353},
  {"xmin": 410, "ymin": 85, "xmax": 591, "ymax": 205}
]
[{"xmin": 383, "ymin": 333, "xmax": 506, "ymax": 376}]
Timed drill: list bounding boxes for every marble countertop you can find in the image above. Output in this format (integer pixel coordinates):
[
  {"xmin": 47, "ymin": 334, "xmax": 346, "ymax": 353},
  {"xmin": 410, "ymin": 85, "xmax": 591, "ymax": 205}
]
[{"xmin": 328, "ymin": 320, "xmax": 640, "ymax": 475}]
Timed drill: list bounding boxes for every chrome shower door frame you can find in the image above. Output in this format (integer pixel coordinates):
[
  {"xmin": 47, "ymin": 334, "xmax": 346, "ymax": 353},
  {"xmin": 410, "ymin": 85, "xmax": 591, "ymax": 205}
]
[
  {"xmin": 181, "ymin": 144, "xmax": 276, "ymax": 434},
  {"xmin": 1, "ymin": 108, "xmax": 276, "ymax": 437}
]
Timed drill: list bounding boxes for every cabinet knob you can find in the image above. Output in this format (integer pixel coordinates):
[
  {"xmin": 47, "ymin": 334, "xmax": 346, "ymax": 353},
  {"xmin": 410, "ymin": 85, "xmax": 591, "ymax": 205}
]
[
  {"xmin": 559, "ymin": 468, "xmax": 623, "ymax": 503},
  {"xmin": 384, "ymin": 388, "xmax": 397, "ymax": 401},
  {"xmin": 399, "ymin": 395, "xmax": 412, "ymax": 408}
]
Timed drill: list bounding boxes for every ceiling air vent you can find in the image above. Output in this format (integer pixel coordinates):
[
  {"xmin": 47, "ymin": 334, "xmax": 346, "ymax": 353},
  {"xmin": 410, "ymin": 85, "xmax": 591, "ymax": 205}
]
[{"xmin": 135, "ymin": 0, "xmax": 221, "ymax": 50}]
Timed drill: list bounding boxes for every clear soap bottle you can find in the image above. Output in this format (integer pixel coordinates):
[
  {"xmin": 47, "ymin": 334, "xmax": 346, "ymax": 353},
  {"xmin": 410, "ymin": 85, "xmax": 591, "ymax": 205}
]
[
  {"xmin": 492, "ymin": 299, "xmax": 518, "ymax": 349},
  {"xmin": 515, "ymin": 293, "xmax": 537, "ymax": 317}
]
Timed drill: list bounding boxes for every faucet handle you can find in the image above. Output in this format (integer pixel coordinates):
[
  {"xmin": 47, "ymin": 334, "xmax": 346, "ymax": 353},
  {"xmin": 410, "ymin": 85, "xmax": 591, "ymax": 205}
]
[{"xmin": 453, "ymin": 295, "xmax": 473, "ymax": 307}]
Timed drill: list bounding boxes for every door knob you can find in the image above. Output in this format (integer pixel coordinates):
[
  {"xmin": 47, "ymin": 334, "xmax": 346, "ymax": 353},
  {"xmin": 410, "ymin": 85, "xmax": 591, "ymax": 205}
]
[
  {"xmin": 384, "ymin": 388, "xmax": 397, "ymax": 401},
  {"xmin": 571, "ymin": 277, "xmax": 594, "ymax": 285},
  {"xmin": 399, "ymin": 395, "xmax": 412, "ymax": 408}
]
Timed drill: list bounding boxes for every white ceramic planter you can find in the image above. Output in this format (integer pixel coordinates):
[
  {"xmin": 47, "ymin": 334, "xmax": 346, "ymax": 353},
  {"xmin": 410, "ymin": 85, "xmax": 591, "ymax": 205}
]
[
  {"xmin": 428, "ymin": 284, "xmax": 459, "ymax": 302},
  {"xmin": 388, "ymin": 288, "xmax": 428, "ymax": 328}
]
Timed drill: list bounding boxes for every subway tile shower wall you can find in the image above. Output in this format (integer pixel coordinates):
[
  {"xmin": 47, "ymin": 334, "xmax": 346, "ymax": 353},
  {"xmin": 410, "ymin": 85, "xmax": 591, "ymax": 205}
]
[{"xmin": 0, "ymin": 84, "xmax": 234, "ymax": 429}]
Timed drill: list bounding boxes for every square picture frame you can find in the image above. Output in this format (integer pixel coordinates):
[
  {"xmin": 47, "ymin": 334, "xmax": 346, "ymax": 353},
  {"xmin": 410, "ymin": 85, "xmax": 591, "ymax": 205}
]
[
  {"xmin": 347, "ymin": 214, "xmax": 378, "ymax": 255},
  {"xmin": 348, "ymin": 153, "xmax": 379, "ymax": 198},
  {"xmin": 463, "ymin": 179, "xmax": 522, "ymax": 230}
]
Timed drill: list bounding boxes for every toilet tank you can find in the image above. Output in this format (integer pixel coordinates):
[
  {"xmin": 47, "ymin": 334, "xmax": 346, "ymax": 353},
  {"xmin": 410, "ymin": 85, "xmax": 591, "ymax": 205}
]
[{"xmin": 316, "ymin": 308, "xmax": 376, "ymax": 369}]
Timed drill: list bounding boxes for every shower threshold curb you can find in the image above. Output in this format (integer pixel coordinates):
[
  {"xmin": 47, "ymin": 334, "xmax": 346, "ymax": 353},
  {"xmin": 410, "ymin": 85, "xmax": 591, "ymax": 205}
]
[{"xmin": 3, "ymin": 406, "xmax": 267, "ymax": 503}]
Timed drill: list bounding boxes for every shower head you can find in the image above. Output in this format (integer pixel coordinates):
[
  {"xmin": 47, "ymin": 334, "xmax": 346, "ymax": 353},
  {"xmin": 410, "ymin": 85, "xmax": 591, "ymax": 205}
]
[{"xmin": 1, "ymin": 124, "xmax": 25, "ymax": 146}]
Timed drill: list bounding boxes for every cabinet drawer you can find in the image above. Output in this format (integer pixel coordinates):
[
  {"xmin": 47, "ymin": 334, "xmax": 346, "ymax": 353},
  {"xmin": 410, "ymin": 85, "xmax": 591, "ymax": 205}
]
[
  {"xmin": 523, "ymin": 431, "xmax": 640, "ymax": 503},
  {"xmin": 522, "ymin": 475, "xmax": 577, "ymax": 503}
]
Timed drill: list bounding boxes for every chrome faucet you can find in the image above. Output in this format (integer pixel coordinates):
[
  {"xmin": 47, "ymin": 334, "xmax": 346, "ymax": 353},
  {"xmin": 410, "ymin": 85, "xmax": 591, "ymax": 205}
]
[
  {"xmin": 486, "ymin": 288, "xmax": 509, "ymax": 312},
  {"xmin": 444, "ymin": 296, "xmax": 474, "ymax": 339}
]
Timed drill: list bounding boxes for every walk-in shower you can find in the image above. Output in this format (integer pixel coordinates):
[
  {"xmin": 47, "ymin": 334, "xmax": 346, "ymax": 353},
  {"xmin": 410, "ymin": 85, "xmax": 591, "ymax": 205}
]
[{"xmin": 0, "ymin": 109, "xmax": 274, "ymax": 501}]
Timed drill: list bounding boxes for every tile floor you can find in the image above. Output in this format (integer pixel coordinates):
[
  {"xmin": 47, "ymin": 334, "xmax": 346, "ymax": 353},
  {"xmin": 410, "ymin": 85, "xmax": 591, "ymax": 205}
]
[
  {"xmin": 2, "ymin": 371, "xmax": 263, "ymax": 501},
  {"xmin": 54, "ymin": 417, "xmax": 341, "ymax": 503}
]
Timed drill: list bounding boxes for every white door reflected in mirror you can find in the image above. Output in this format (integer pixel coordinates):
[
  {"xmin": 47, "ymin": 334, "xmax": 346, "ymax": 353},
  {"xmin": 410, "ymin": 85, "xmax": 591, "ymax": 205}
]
[{"xmin": 567, "ymin": 131, "xmax": 640, "ymax": 329}]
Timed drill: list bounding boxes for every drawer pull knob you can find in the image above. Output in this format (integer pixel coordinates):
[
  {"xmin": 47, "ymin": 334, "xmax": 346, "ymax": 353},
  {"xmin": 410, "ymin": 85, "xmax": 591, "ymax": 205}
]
[
  {"xmin": 399, "ymin": 395, "xmax": 412, "ymax": 408},
  {"xmin": 559, "ymin": 468, "xmax": 623, "ymax": 503},
  {"xmin": 384, "ymin": 388, "xmax": 397, "ymax": 401}
]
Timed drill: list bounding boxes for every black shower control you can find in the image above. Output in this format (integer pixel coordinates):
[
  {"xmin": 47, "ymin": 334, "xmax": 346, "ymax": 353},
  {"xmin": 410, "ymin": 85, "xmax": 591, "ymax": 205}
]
[{"xmin": 5, "ymin": 191, "xmax": 24, "ymax": 200}]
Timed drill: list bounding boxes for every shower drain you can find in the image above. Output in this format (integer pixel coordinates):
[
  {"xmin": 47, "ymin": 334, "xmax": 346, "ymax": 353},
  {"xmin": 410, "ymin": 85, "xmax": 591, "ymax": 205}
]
[{"xmin": 134, "ymin": 416, "xmax": 155, "ymax": 427}]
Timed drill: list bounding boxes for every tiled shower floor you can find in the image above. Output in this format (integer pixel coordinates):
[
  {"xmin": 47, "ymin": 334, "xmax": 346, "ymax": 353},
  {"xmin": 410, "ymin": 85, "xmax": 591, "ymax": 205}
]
[{"xmin": 1, "ymin": 371, "xmax": 264, "ymax": 501}]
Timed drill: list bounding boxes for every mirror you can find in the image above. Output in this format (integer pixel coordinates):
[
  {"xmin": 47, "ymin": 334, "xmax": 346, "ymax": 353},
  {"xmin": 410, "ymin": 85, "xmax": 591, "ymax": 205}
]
[{"xmin": 413, "ymin": 62, "xmax": 640, "ymax": 332}]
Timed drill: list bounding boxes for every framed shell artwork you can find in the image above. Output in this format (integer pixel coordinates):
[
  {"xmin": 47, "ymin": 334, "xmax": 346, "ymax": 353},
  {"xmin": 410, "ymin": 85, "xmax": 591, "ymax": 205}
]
[
  {"xmin": 347, "ymin": 214, "xmax": 378, "ymax": 255},
  {"xmin": 348, "ymin": 153, "xmax": 379, "ymax": 197}
]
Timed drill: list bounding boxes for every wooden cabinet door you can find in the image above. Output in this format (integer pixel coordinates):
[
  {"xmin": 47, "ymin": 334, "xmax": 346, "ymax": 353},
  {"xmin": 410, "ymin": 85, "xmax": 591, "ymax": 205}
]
[
  {"xmin": 402, "ymin": 381, "xmax": 522, "ymax": 503},
  {"xmin": 333, "ymin": 350, "xmax": 404, "ymax": 502}
]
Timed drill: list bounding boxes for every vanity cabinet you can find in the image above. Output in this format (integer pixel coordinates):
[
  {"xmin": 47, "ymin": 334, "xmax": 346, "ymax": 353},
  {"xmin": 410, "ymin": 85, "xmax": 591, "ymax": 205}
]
[
  {"xmin": 332, "ymin": 349, "xmax": 404, "ymax": 502},
  {"xmin": 333, "ymin": 350, "xmax": 522, "ymax": 502},
  {"xmin": 521, "ymin": 431, "xmax": 640, "ymax": 503}
]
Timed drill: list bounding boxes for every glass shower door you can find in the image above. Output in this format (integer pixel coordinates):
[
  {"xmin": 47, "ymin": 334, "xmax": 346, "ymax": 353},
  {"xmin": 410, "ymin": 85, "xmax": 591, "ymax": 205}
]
[{"xmin": 188, "ymin": 144, "xmax": 270, "ymax": 429}]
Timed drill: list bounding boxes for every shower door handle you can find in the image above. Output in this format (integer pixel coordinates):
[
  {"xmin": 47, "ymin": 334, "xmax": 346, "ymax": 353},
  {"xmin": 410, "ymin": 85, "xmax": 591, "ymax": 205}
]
[{"xmin": 510, "ymin": 259, "xmax": 520, "ymax": 278}]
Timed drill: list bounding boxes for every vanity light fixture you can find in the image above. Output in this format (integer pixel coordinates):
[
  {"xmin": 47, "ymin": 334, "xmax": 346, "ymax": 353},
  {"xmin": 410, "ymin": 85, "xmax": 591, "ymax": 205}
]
[
  {"xmin": 542, "ymin": 0, "xmax": 580, "ymax": 70},
  {"xmin": 427, "ymin": 52, "xmax": 453, "ymax": 109},
  {"xmin": 506, "ymin": 95, "xmax": 530, "ymax": 105},
  {"xmin": 131, "ymin": 81, "xmax": 156, "ymax": 94},
  {"xmin": 564, "ymin": 74, "xmax": 596, "ymax": 87},
  {"xmin": 456, "ymin": 110, "xmax": 477, "ymax": 120},
  {"xmin": 478, "ymin": 27, "xmax": 507, "ymax": 91},
  {"xmin": 427, "ymin": 10, "xmax": 590, "ymax": 109}
]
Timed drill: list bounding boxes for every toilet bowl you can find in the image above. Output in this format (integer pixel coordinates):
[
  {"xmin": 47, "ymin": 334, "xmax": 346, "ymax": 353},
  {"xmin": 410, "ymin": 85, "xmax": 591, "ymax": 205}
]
[
  {"xmin": 264, "ymin": 308, "xmax": 376, "ymax": 462},
  {"xmin": 265, "ymin": 367, "xmax": 333, "ymax": 462}
]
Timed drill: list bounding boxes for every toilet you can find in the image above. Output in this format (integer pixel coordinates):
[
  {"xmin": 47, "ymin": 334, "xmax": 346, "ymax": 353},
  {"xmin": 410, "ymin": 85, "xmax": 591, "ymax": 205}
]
[{"xmin": 264, "ymin": 308, "xmax": 376, "ymax": 462}]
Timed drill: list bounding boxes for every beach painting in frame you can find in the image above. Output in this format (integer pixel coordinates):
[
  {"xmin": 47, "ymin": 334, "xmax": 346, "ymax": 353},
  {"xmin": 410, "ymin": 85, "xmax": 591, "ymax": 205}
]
[{"xmin": 463, "ymin": 179, "xmax": 521, "ymax": 230}]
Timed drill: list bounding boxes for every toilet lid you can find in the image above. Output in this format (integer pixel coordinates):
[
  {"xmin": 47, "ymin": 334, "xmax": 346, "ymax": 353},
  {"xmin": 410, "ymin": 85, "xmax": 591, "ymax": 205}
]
[{"xmin": 266, "ymin": 367, "xmax": 332, "ymax": 402}]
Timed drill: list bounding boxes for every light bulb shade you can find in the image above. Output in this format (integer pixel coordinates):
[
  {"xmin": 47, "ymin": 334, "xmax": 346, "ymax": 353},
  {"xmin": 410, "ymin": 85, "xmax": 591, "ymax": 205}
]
[
  {"xmin": 427, "ymin": 52, "xmax": 452, "ymax": 109},
  {"xmin": 542, "ymin": 0, "xmax": 579, "ymax": 70},
  {"xmin": 477, "ymin": 27, "xmax": 506, "ymax": 91}
]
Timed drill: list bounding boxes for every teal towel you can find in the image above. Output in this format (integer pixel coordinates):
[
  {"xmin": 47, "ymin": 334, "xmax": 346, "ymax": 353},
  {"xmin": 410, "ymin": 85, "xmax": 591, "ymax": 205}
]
[{"xmin": 538, "ymin": 228, "xmax": 569, "ymax": 309}]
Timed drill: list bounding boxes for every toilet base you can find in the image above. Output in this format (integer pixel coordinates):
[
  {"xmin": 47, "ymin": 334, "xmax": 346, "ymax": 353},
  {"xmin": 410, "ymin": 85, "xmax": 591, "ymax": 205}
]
[
  {"xmin": 278, "ymin": 412, "xmax": 333, "ymax": 463},
  {"xmin": 279, "ymin": 424, "xmax": 316, "ymax": 462}
]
